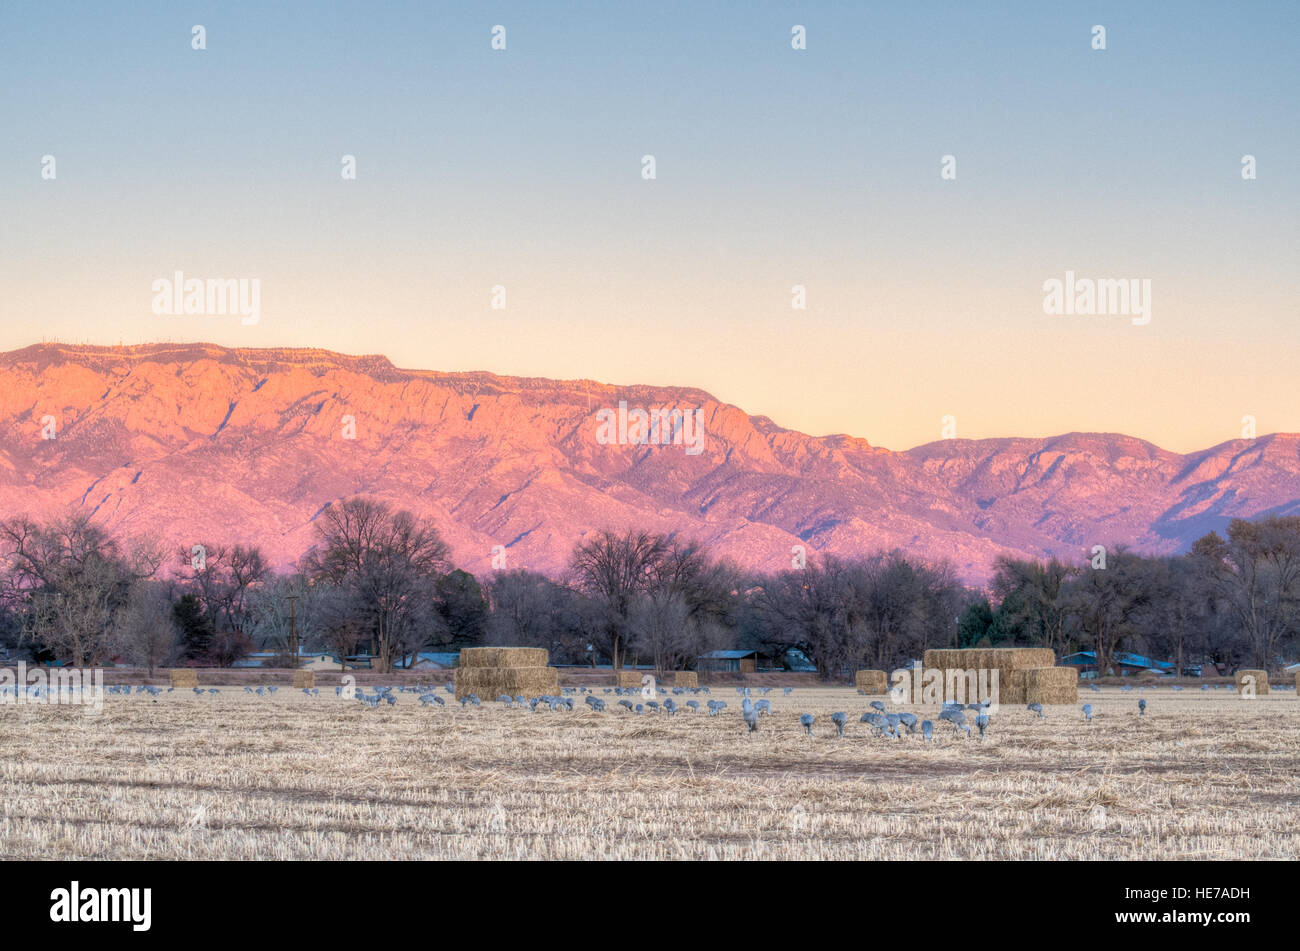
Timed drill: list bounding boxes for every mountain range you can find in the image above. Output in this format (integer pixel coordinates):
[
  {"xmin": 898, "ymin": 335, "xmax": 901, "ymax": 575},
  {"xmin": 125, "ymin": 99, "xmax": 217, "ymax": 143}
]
[{"xmin": 2, "ymin": 342, "xmax": 1297, "ymax": 585}]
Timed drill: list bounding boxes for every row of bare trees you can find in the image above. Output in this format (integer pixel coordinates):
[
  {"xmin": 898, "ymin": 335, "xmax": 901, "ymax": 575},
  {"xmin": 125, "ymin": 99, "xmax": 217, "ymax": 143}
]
[
  {"xmin": 961, "ymin": 517, "xmax": 1300, "ymax": 672},
  {"xmin": 3, "ymin": 505, "xmax": 1297, "ymax": 677}
]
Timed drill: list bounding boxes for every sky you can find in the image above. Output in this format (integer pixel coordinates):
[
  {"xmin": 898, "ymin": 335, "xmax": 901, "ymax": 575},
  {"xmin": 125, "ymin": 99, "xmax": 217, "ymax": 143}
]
[{"xmin": 2, "ymin": 1, "xmax": 1297, "ymax": 453}]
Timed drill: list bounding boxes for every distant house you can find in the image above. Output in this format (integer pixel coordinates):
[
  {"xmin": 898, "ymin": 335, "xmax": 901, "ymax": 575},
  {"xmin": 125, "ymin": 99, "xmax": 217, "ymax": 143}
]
[
  {"xmin": 1062, "ymin": 651, "xmax": 1176, "ymax": 678},
  {"xmin": 234, "ymin": 648, "xmax": 343, "ymax": 670},
  {"xmin": 698, "ymin": 650, "xmax": 762, "ymax": 673},
  {"xmin": 394, "ymin": 651, "xmax": 460, "ymax": 670}
]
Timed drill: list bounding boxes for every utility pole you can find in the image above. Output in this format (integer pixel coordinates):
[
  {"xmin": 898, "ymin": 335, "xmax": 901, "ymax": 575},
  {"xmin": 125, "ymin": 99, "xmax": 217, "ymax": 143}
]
[{"xmin": 287, "ymin": 595, "xmax": 298, "ymax": 667}]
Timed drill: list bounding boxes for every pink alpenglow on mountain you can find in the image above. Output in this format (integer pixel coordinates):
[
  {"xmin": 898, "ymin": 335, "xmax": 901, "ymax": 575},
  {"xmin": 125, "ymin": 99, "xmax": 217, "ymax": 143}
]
[{"xmin": 2, "ymin": 343, "xmax": 1297, "ymax": 583}]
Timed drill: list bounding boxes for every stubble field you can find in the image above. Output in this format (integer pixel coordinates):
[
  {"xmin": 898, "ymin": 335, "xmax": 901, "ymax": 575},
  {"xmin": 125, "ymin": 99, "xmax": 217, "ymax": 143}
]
[{"xmin": 3, "ymin": 683, "xmax": 1298, "ymax": 860}]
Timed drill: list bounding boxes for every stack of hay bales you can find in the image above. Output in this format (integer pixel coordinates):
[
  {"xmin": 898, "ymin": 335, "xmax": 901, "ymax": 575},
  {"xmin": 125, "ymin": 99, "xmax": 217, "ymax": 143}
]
[
  {"xmin": 1235, "ymin": 669, "xmax": 1270, "ymax": 696},
  {"xmin": 455, "ymin": 647, "xmax": 558, "ymax": 701},
  {"xmin": 293, "ymin": 670, "xmax": 315, "ymax": 689},
  {"xmin": 169, "ymin": 669, "xmax": 199, "ymax": 689},
  {"xmin": 922, "ymin": 648, "xmax": 1076, "ymax": 705},
  {"xmin": 673, "ymin": 671, "xmax": 698, "ymax": 688},
  {"xmin": 855, "ymin": 670, "xmax": 889, "ymax": 694},
  {"xmin": 1024, "ymin": 666, "xmax": 1078, "ymax": 704},
  {"xmin": 616, "ymin": 670, "xmax": 644, "ymax": 689}
]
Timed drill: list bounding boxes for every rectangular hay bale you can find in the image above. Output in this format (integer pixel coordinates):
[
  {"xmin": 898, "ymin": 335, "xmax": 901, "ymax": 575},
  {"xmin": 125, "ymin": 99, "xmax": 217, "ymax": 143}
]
[
  {"xmin": 458, "ymin": 647, "xmax": 550, "ymax": 669},
  {"xmin": 455, "ymin": 665, "xmax": 558, "ymax": 700},
  {"xmin": 923, "ymin": 648, "xmax": 1055, "ymax": 704},
  {"xmin": 293, "ymin": 670, "xmax": 315, "ymax": 689},
  {"xmin": 616, "ymin": 670, "xmax": 644, "ymax": 688},
  {"xmin": 673, "ymin": 671, "xmax": 698, "ymax": 688},
  {"xmin": 1235, "ymin": 669, "xmax": 1270, "ymax": 696},
  {"xmin": 169, "ymin": 669, "xmax": 198, "ymax": 688},
  {"xmin": 1024, "ymin": 666, "xmax": 1078, "ymax": 704},
  {"xmin": 855, "ymin": 670, "xmax": 889, "ymax": 694}
]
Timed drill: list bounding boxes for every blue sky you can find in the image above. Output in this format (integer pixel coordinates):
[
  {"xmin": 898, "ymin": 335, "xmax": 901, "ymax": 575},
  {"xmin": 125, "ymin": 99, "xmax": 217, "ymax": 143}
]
[{"xmin": 2, "ymin": 1, "xmax": 1297, "ymax": 451}]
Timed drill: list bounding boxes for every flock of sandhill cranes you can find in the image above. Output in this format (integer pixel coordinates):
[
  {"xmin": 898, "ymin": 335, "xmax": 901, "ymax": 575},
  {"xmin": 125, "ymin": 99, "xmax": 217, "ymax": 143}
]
[{"xmin": 85, "ymin": 676, "xmax": 1284, "ymax": 738}]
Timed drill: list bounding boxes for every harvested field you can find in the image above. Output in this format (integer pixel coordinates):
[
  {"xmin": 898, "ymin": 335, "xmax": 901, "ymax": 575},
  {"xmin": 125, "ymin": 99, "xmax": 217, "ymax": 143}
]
[{"xmin": 2, "ymin": 683, "xmax": 1297, "ymax": 860}]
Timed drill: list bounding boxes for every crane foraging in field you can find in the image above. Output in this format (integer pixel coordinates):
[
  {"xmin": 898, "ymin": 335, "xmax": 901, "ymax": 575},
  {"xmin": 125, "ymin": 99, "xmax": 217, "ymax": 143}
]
[
  {"xmin": 831, "ymin": 712, "xmax": 847, "ymax": 737},
  {"xmin": 939, "ymin": 707, "xmax": 969, "ymax": 736},
  {"xmin": 897, "ymin": 712, "xmax": 918, "ymax": 735},
  {"xmin": 741, "ymin": 698, "xmax": 758, "ymax": 733},
  {"xmin": 800, "ymin": 714, "xmax": 815, "ymax": 736},
  {"xmin": 869, "ymin": 700, "xmax": 887, "ymax": 715},
  {"xmin": 1082, "ymin": 703, "xmax": 1093, "ymax": 722},
  {"xmin": 860, "ymin": 713, "xmax": 893, "ymax": 738},
  {"xmin": 921, "ymin": 720, "xmax": 933, "ymax": 742},
  {"xmin": 1139, "ymin": 698, "xmax": 1147, "ymax": 716},
  {"xmin": 1027, "ymin": 702, "xmax": 1045, "ymax": 719},
  {"xmin": 975, "ymin": 713, "xmax": 989, "ymax": 738}
]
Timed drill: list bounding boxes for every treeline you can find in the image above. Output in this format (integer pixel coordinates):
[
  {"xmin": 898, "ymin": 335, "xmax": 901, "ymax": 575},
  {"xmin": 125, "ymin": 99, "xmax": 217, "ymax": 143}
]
[
  {"xmin": 1, "ymin": 499, "xmax": 1297, "ymax": 677},
  {"xmin": 965, "ymin": 517, "xmax": 1300, "ymax": 674}
]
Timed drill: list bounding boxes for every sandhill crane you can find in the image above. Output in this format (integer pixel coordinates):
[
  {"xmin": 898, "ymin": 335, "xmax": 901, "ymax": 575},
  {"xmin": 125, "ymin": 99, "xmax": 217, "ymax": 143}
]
[
  {"xmin": 618, "ymin": 699, "xmax": 634, "ymax": 712},
  {"xmin": 783, "ymin": 687, "xmax": 793, "ymax": 696},
  {"xmin": 975, "ymin": 713, "xmax": 989, "ymax": 738},
  {"xmin": 1139, "ymin": 698, "xmax": 1147, "ymax": 716},
  {"xmin": 742, "ymin": 698, "xmax": 758, "ymax": 733},
  {"xmin": 938, "ymin": 708, "xmax": 968, "ymax": 736},
  {"xmin": 831, "ymin": 712, "xmax": 847, "ymax": 737},
  {"xmin": 754, "ymin": 699, "xmax": 772, "ymax": 716},
  {"xmin": 860, "ymin": 712, "xmax": 889, "ymax": 737},
  {"xmin": 897, "ymin": 712, "xmax": 918, "ymax": 734},
  {"xmin": 800, "ymin": 714, "xmax": 815, "ymax": 736},
  {"xmin": 870, "ymin": 700, "xmax": 887, "ymax": 714},
  {"xmin": 1028, "ymin": 703, "xmax": 1045, "ymax": 719},
  {"xmin": 663, "ymin": 698, "xmax": 678, "ymax": 715},
  {"xmin": 498, "ymin": 695, "xmax": 513, "ymax": 707},
  {"xmin": 921, "ymin": 720, "xmax": 933, "ymax": 742},
  {"xmin": 686, "ymin": 700, "xmax": 699, "ymax": 712},
  {"xmin": 1082, "ymin": 703, "xmax": 1093, "ymax": 722}
]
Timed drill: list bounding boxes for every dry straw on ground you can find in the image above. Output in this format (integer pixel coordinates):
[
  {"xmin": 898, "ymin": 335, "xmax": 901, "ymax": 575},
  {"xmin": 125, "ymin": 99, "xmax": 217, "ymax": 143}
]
[
  {"xmin": 1024, "ymin": 666, "xmax": 1078, "ymax": 705},
  {"xmin": 4, "ymin": 685, "xmax": 1298, "ymax": 860},
  {"xmin": 674, "ymin": 671, "xmax": 698, "ymax": 688},
  {"xmin": 168, "ymin": 669, "xmax": 199, "ymax": 688},
  {"xmin": 293, "ymin": 670, "xmax": 315, "ymax": 689},
  {"xmin": 855, "ymin": 670, "xmax": 888, "ymax": 694},
  {"xmin": 1235, "ymin": 669, "xmax": 1270, "ymax": 696}
]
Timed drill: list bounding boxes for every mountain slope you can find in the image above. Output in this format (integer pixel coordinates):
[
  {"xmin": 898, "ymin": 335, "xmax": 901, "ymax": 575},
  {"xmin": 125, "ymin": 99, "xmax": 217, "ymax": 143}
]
[{"xmin": 2, "ymin": 342, "xmax": 1297, "ymax": 583}]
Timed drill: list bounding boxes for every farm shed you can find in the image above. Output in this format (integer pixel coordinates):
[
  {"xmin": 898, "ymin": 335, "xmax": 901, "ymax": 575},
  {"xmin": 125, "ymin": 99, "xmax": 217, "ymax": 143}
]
[
  {"xmin": 698, "ymin": 649, "xmax": 762, "ymax": 673},
  {"xmin": 1061, "ymin": 651, "xmax": 1175, "ymax": 678}
]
